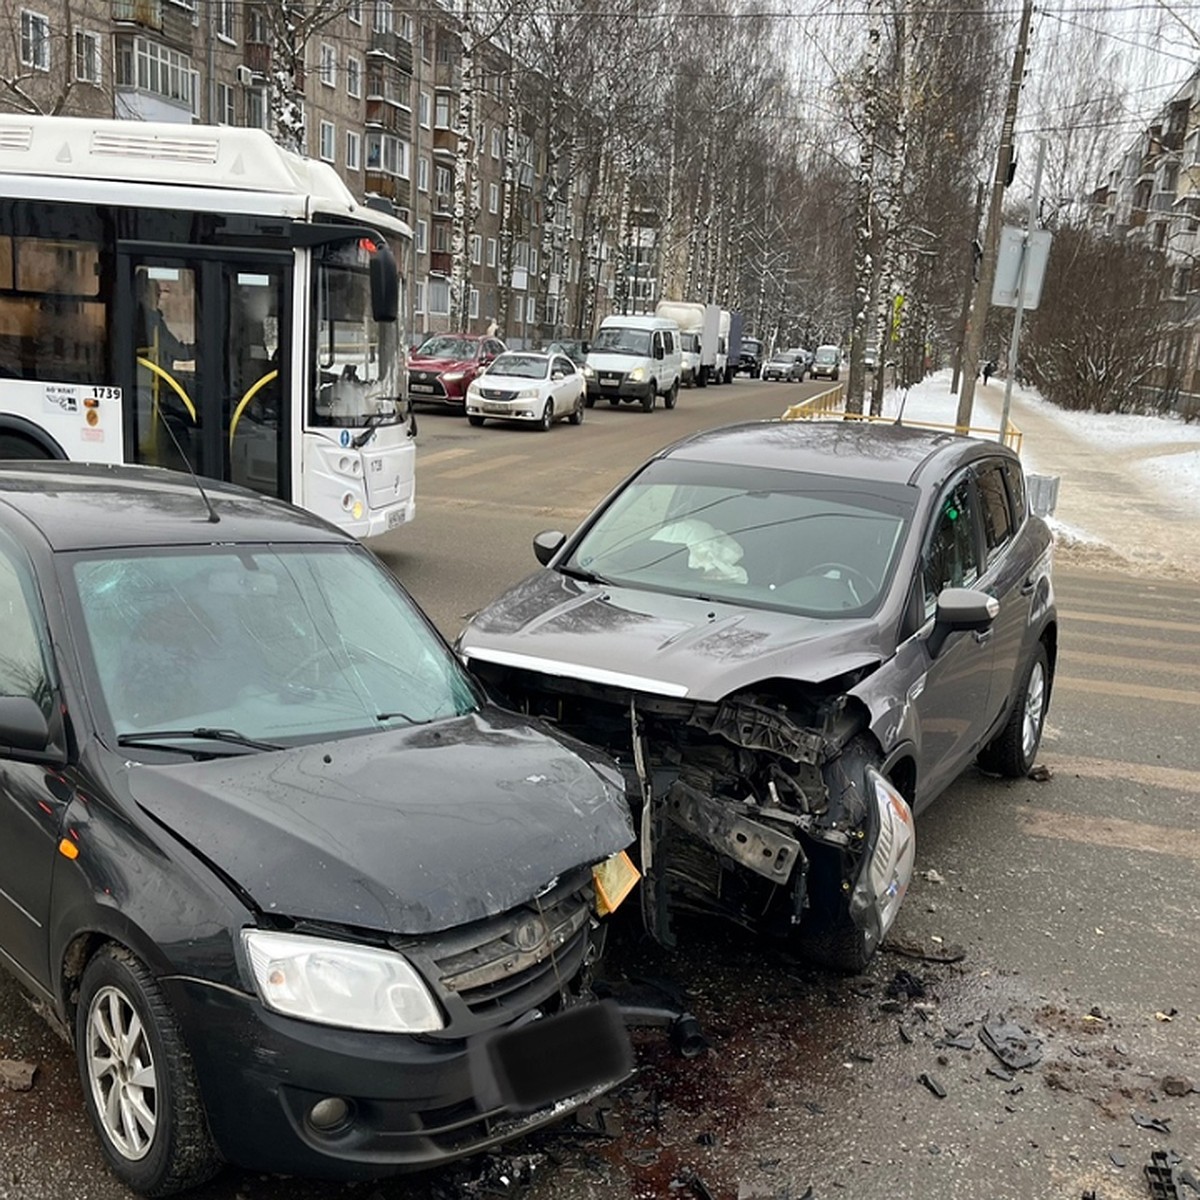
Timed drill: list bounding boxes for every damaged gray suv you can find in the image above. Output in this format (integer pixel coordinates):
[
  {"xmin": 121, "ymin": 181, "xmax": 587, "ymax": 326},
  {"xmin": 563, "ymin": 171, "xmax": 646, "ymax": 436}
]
[{"xmin": 458, "ymin": 420, "xmax": 1057, "ymax": 972}]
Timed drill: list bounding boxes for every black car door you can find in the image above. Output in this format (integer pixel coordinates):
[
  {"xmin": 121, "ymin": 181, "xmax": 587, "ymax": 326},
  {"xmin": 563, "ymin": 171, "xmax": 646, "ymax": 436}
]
[
  {"xmin": 0, "ymin": 532, "xmax": 64, "ymax": 995},
  {"xmin": 911, "ymin": 471, "xmax": 996, "ymax": 801}
]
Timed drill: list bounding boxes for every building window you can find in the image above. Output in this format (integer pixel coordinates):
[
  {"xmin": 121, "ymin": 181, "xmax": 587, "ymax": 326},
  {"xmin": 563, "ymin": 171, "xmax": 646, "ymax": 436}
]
[
  {"xmin": 344, "ymin": 55, "xmax": 361, "ymax": 98},
  {"xmin": 74, "ymin": 30, "xmax": 101, "ymax": 83},
  {"xmin": 470, "ymin": 235, "xmax": 481, "ymax": 265},
  {"xmin": 319, "ymin": 120, "xmax": 335, "ymax": 163},
  {"xmin": 469, "ymin": 288, "xmax": 480, "ymax": 319},
  {"xmin": 116, "ymin": 36, "xmax": 194, "ymax": 108},
  {"xmin": 216, "ymin": 81, "xmax": 235, "ymax": 124},
  {"xmin": 319, "ymin": 43, "xmax": 336, "ymax": 87},
  {"xmin": 373, "ymin": 1, "xmax": 393, "ymax": 34},
  {"xmin": 491, "ymin": 128, "xmax": 502, "ymax": 159},
  {"xmin": 488, "ymin": 183, "xmax": 499, "ymax": 214},
  {"xmin": 417, "ymin": 156, "xmax": 429, "ymax": 192},
  {"xmin": 421, "ymin": 24, "xmax": 434, "ymax": 63},
  {"xmin": 245, "ymin": 86, "xmax": 266, "ymax": 129},
  {"xmin": 434, "ymin": 164, "xmax": 451, "ymax": 194},
  {"xmin": 428, "ymin": 278, "xmax": 450, "ymax": 314},
  {"xmin": 415, "ymin": 220, "xmax": 427, "ymax": 255},
  {"xmin": 487, "ymin": 237, "xmax": 497, "ymax": 267},
  {"xmin": 434, "ymin": 93, "xmax": 451, "ymax": 127},
  {"xmin": 364, "ymin": 133, "xmax": 409, "ymax": 177},
  {"xmin": 215, "ymin": 0, "xmax": 234, "ymax": 40},
  {"xmin": 419, "ymin": 90, "xmax": 430, "ymax": 128},
  {"xmin": 246, "ymin": 5, "xmax": 266, "ymax": 42},
  {"xmin": 414, "ymin": 279, "xmax": 425, "ymax": 313},
  {"xmin": 20, "ymin": 10, "xmax": 50, "ymax": 71},
  {"xmin": 433, "ymin": 223, "xmax": 449, "ymax": 252},
  {"xmin": 530, "ymin": 247, "xmax": 538, "ymax": 276},
  {"xmin": 345, "ymin": 130, "xmax": 360, "ymax": 170},
  {"xmin": 398, "ymin": 12, "xmax": 413, "ymax": 41},
  {"xmin": 348, "ymin": 0, "xmax": 362, "ymax": 23},
  {"xmin": 526, "ymin": 296, "xmax": 536, "ymax": 324}
]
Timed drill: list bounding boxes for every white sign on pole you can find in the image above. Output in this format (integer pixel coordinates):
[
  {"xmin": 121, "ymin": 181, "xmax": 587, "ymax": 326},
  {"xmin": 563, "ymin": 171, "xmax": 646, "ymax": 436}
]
[{"xmin": 992, "ymin": 226, "xmax": 1052, "ymax": 309}]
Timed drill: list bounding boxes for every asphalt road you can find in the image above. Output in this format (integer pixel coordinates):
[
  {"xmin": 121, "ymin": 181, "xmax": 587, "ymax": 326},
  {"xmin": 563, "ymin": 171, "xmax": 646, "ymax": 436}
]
[{"xmin": 1, "ymin": 376, "xmax": 1197, "ymax": 1200}]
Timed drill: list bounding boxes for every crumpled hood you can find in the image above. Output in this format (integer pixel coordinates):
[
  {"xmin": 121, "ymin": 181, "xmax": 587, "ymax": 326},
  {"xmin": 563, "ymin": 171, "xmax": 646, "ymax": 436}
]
[
  {"xmin": 460, "ymin": 571, "xmax": 886, "ymax": 703},
  {"xmin": 126, "ymin": 709, "xmax": 632, "ymax": 935}
]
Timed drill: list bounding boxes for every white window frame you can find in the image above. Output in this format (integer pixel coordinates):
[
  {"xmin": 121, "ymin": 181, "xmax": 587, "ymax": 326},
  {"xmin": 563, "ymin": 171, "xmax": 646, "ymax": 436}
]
[
  {"xmin": 488, "ymin": 183, "xmax": 499, "ymax": 214},
  {"xmin": 415, "ymin": 220, "xmax": 428, "ymax": 255},
  {"xmin": 434, "ymin": 93, "xmax": 451, "ymax": 128},
  {"xmin": 74, "ymin": 29, "xmax": 101, "ymax": 84},
  {"xmin": 346, "ymin": 55, "xmax": 361, "ymax": 99},
  {"xmin": 373, "ymin": 1, "xmax": 393, "ymax": 34},
  {"xmin": 417, "ymin": 156, "xmax": 429, "ymax": 193},
  {"xmin": 414, "ymin": 278, "xmax": 426, "ymax": 314},
  {"xmin": 319, "ymin": 42, "xmax": 336, "ymax": 88},
  {"xmin": 419, "ymin": 90, "xmax": 431, "ymax": 128},
  {"xmin": 491, "ymin": 128, "xmax": 502, "ymax": 159},
  {"xmin": 20, "ymin": 10, "xmax": 50, "ymax": 71},
  {"xmin": 469, "ymin": 287, "xmax": 480, "ymax": 319},
  {"xmin": 214, "ymin": 0, "xmax": 234, "ymax": 42},
  {"xmin": 526, "ymin": 296, "xmax": 536, "ymax": 324},
  {"xmin": 216, "ymin": 80, "xmax": 235, "ymax": 124},
  {"xmin": 429, "ymin": 277, "xmax": 450, "ymax": 315},
  {"xmin": 470, "ymin": 234, "xmax": 482, "ymax": 265},
  {"xmin": 345, "ymin": 129, "xmax": 361, "ymax": 171},
  {"xmin": 487, "ymin": 238, "xmax": 497, "ymax": 267},
  {"xmin": 348, "ymin": 0, "xmax": 362, "ymax": 24},
  {"xmin": 318, "ymin": 120, "xmax": 336, "ymax": 163}
]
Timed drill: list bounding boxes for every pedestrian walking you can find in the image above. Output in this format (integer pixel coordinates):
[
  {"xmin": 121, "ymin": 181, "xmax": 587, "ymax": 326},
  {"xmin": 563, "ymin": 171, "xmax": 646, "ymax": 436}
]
[{"xmin": 982, "ymin": 359, "xmax": 996, "ymax": 385}]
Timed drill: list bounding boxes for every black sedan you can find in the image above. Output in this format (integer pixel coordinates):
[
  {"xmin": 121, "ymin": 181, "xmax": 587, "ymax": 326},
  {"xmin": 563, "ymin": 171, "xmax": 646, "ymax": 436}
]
[
  {"xmin": 458, "ymin": 421, "xmax": 1057, "ymax": 972},
  {"xmin": 0, "ymin": 463, "xmax": 635, "ymax": 1195}
]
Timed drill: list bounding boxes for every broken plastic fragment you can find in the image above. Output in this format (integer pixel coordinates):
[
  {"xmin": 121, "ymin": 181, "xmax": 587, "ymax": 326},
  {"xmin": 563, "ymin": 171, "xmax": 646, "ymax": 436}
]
[
  {"xmin": 1133, "ymin": 1112, "xmax": 1172, "ymax": 1135},
  {"xmin": 918, "ymin": 1072, "xmax": 947, "ymax": 1098},
  {"xmin": 980, "ymin": 1014, "xmax": 1043, "ymax": 1071}
]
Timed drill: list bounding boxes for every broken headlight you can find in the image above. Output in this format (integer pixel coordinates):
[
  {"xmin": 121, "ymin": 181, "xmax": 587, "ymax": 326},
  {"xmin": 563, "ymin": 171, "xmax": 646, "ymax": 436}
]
[{"xmin": 847, "ymin": 770, "xmax": 915, "ymax": 953}]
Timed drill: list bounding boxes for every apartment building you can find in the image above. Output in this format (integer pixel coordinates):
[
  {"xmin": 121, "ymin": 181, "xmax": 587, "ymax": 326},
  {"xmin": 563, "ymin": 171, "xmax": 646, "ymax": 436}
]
[{"xmin": 0, "ymin": 0, "xmax": 616, "ymax": 345}]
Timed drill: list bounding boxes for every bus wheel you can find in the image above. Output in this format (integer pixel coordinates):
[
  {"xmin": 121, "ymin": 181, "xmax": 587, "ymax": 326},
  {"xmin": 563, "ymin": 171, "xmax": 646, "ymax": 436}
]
[{"xmin": 0, "ymin": 433, "xmax": 53, "ymax": 459}]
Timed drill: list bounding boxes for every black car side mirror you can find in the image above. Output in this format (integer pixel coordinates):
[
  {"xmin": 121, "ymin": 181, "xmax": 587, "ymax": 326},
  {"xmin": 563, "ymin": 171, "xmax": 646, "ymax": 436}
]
[
  {"xmin": 533, "ymin": 530, "xmax": 567, "ymax": 566},
  {"xmin": 0, "ymin": 696, "xmax": 51, "ymax": 754},
  {"xmin": 928, "ymin": 588, "xmax": 999, "ymax": 658}
]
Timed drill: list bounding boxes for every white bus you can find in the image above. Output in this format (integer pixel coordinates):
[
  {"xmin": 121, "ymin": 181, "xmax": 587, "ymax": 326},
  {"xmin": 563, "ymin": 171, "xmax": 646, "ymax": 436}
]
[{"xmin": 0, "ymin": 114, "xmax": 415, "ymax": 537}]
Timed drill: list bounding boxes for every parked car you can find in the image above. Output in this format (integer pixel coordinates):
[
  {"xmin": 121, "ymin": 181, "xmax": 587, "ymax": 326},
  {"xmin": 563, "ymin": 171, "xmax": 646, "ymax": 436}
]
[
  {"xmin": 466, "ymin": 351, "xmax": 586, "ymax": 430},
  {"xmin": 0, "ymin": 462, "xmax": 636, "ymax": 1196},
  {"xmin": 458, "ymin": 421, "xmax": 1056, "ymax": 973},
  {"xmin": 810, "ymin": 344, "xmax": 842, "ymax": 381},
  {"xmin": 546, "ymin": 339, "xmax": 589, "ymax": 369},
  {"xmin": 408, "ymin": 334, "xmax": 506, "ymax": 408},
  {"xmin": 760, "ymin": 349, "xmax": 807, "ymax": 382}
]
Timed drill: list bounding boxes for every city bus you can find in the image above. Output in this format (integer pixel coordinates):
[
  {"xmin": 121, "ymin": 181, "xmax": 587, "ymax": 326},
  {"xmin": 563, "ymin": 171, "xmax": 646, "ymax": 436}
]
[{"xmin": 0, "ymin": 114, "xmax": 415, "ymax": 537}]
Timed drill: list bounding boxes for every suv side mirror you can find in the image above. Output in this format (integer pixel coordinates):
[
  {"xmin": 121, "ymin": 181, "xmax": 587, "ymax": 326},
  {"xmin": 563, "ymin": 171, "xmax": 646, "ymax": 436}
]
[
  {"xmin": 533, "ymin": 530, "xmax": 567, "ymax": 565},
  {"xmin": 927, "ymin": 588, "xmax": 999, "ymax": 658},
  {"xmin": 0, "ymin": 696, "xmax": 51, "ymax": 754}
]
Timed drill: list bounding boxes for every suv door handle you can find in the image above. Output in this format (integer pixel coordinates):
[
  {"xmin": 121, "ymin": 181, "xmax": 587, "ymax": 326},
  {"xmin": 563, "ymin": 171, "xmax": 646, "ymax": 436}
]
[
  {"xmin": 1020, "ymin": 577, "xmax": 1037, "ymax": 596},
  {"xmin": 973, "ymin": 629, "xmax": 993, "ymax": 645}
]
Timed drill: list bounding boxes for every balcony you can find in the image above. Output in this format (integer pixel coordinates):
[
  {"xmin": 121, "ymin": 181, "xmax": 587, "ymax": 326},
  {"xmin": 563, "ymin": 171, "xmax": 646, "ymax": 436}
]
[
  {"xmin": 364, "ymin": 174, "xmax": 411, "ymax": 209},
  {"xmin": 430, "ymin": 250, "xmax": 452, "ymax": 276},
  {"xmin": 434, "ymin": 61, "xmax": 461, "ymax": 91},
  {"xmin": 1151, "ymin": 191, "xmax": 1177, "ymax": 213},
  {"xmin": 111, "ymin": 0, "xmax": 192, "ymax": 46},
  {"xmin": 365, "ymin": 98, "xmax": 411, "ymax": 137},
  {"xmin": 432, "ymin": 191, "xmax": 454, "ymax": 217},
  {"xmin": 432, "ymin": 127, "xmax": 457, "ymax": 157},
  {"xmin": 368, "ymin": 29, "xmax": 414, "ymax": 75},
  {"xmin": 245, "ymin": 41, "xmax": 271, "ymax": 76}
]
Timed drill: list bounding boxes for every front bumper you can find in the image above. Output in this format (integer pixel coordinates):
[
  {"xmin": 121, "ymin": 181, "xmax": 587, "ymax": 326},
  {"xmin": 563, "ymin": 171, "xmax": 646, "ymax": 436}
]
[
  {"xmin": 165, "ymin": 976, "xmax": 626, "ymax": 1180},
  {"xmin": 586, "ymin": 378, "xmax": 652, "ymax": 401}
]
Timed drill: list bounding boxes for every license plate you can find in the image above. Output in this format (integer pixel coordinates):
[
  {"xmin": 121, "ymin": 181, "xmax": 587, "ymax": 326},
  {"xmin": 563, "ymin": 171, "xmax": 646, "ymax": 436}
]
[
  {"xmin": 386, "ymin": 508, "xmax": 406, "ymax": 530},
  {"xmin": 601, "ymin": 376, "xmax": 620, "ymax": 386},
  {"xmin": 483, "ymin": 404, "xmax": 511, "ymax": 414},
  {"xmin": 470, "ymin": 1001, "xmax": 632, "ymax": 1113},
  {"xmin": 411, "ymin": 383, "xmax": 434, "ymax": 393}
]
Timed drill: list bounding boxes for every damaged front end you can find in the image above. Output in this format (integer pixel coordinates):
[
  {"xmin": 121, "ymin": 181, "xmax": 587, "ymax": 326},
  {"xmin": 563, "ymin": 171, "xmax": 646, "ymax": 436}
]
[{"xmin": 470, "ymin": 665, "xmax": 915, "ymax": 966}]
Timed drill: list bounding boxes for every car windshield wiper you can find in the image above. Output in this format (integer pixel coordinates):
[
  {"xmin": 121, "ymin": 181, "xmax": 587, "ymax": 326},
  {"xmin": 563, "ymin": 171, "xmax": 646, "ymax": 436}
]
[
  {"xmin": 117, "ymin": 727, "xmax": 284, "ymax": 753},
  {"xmin": 559, "ymin": 564, "xmax": 610, "ymax": 586},
  {"xmin": 375, "ymin": 710, "xmax": 432, "ymax": 725}
]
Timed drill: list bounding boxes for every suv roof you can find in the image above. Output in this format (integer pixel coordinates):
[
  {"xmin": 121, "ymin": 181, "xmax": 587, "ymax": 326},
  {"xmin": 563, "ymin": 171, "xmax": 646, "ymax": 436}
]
[{"xmin": 0, "ymin": 462, "xmax": 343, "ymax": 552}]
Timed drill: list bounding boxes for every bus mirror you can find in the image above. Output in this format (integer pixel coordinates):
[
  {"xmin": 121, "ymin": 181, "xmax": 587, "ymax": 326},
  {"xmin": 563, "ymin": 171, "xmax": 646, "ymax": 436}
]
[{"xmin": 370, "ymin": 243, "xmax": 400, "ymax": 323}]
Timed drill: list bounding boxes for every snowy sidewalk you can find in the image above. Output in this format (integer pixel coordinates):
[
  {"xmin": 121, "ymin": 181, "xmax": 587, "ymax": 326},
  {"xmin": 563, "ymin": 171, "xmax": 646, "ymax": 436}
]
[{"xmin": 882, "ymin": 372, "xmax": 1200, "ymax": 580}]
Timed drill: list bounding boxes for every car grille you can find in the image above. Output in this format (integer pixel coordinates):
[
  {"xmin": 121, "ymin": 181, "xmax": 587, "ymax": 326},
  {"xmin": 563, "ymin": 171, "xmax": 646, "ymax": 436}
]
[
  {"xmin": 478, "ymin": 386, "xmax": 514, "ymax": 401},
  {"xmin": 400, "ymin": 871, "xmax": 595, "ymax": 1035},
  {"xmin": 597, "ymin": 371, "xmax": 624, "ymax": 389},
  {"xmin": 409, "ymin": 370, "xmax": 448, "ymax": 398}
]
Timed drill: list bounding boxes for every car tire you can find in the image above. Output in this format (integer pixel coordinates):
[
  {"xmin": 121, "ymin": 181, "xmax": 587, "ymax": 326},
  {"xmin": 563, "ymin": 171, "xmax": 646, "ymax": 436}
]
[
  {"xmin": 609, "ymin": 397, "xmax": 621, "ymax": 407},
  {"xmin": 585, "ymin": 394, "xmax": 596, "ymax": 409},
  {"xmin": 467, "ymin": 414, "xmax": 485, "ymax": 427},
  {"xmin": 537, "ymin": 400, "xmax": 554, "ymax": 431},
  {"xmin": 76, "ymin": 944, "xmax": 219, "ymax": 1197},
  {"xmin": 641, "ymin": 384, "xmax": 655, "ymax": 412},
  {"xmin": 697, "ymin": 369, "xmax": 708, "ymax": 388},
  {"xmin": 568, "ymin": 395, "xmax": 584, "ymax": 425},
  {"xmin": 664, "ymin": 380, "xmax": 678, "ymax": 410},
  {"xmin": 978, "ymin": 642, "xmax": 1050, "ymax": 778}
]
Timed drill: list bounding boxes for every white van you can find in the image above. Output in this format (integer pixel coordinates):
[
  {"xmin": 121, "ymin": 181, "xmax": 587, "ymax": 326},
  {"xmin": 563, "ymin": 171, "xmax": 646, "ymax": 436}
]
[{"xmin": 583, "ymin": 314, "xmax": 683, "ymax": 411}]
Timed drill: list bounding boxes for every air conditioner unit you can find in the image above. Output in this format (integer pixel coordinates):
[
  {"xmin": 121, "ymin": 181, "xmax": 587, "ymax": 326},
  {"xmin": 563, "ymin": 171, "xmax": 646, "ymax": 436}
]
[{"xmin": 235, "ymin": 65, "xmax": 254, "ymax": 86}]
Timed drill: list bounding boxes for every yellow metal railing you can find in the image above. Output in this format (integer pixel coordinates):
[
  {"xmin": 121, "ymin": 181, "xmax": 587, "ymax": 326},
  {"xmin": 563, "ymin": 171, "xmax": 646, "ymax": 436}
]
[{"xmin": 781, "ymin": 385, "xmax": 1023, "ymax": 455}]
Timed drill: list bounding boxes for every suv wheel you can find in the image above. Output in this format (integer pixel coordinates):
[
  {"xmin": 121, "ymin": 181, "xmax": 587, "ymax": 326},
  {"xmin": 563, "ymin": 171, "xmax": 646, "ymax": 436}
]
[
  {"xmin": 664, "ymin": 380, "xmax": 678, "ymax": 410},
  {"xmin": 978, "ymin": 642, "xmax": 1050, "ymax": 777},
  {"xmin": 641, "ymin": 383, "xmax": 656, "ymax": 412}
]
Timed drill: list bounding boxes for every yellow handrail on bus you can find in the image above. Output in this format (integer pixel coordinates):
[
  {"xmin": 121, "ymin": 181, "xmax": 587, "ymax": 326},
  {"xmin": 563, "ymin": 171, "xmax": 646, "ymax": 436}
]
[
  {"xmin": 136, "ymin": 356, "xmax": 197, "ymax": 423},
  {"xmin": 229, "ymin": 369, "xmax": 279, "ymax": 451}
]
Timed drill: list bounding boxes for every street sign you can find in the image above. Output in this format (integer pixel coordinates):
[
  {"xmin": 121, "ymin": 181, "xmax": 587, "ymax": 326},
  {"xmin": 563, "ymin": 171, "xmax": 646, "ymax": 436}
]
[{"xmin": 992, "ymin": 226, "xmax": 1052, "ymax": 309}]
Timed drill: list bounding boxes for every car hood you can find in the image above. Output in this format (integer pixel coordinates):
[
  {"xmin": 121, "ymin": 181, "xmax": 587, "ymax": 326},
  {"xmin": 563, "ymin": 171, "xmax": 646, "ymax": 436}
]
[
  {"xmin": 476, "ymin": 372, "xmax": 550, "ymax": 390},
  {"xmin": 126, "ymin": 710, "xmax": 632, "ymax": 935},
  {"xmin": 586, "ymin": 351, "xmax": 650, "ymax": 372},
  {"xmin": 460, "ymin": 571, "xmax": 885, "ymax": 702},
  {"xmin": 409, "ymin": 355, "xmax": 477, "ymax": 373}
]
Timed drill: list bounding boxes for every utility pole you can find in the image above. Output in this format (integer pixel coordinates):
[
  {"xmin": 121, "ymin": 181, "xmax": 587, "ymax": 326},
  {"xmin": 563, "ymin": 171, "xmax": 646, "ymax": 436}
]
[
  {"xmin": 956, "ymin": 0, "xmax": 1034, "ymax": 431},
  {"xmin": 950, "ymin": 180, "xmax": 985, "ymax": 395},
  {"xmin": 998, "ymin": 138, "xmax": 1046, "ymax": 443}
]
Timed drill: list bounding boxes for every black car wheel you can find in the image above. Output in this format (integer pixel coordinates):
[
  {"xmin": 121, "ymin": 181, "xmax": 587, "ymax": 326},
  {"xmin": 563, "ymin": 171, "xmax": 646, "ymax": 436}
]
[
  {"xmin": 641, "ymin": 384, "xmax": 656, "ymax": 412},
  {"xmin": 76, "ymin": 945, "xmax": 219, "ymax": 1196},
  {"xmin": 537, "ymin": 400, "xmax": 554, "ymax": 431},
  {"xmin": 585, "ymin": 394, "xmax": 596, "ymax": 409},
  {"xmin": 978, "ymin": 642, "xmax": 1050, "ymax": 778},
  {"xmin": 467, "ymin": 414, "xmax": 485, "ymax": 427},
  {"xmin": 568, "ymin": 394, "xmax": 585, "ymax": 425},
  {"xmin": 664, "ymin": 380, "xmax": 678, "ymax": 410},
  {"xmin": 609, "ymin": 397, "xmax": 621, "ymax": 407}
]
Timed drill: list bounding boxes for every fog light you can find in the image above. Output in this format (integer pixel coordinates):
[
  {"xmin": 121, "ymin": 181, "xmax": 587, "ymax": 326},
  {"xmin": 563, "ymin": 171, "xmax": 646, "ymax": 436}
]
[{"xmin": 308, "ymin": 1096, "xmax": 351, "ymax": 1131}]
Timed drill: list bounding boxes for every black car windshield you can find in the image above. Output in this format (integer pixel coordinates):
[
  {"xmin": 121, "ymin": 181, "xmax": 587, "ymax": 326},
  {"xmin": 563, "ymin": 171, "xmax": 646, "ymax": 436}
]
[
  {"xmin": 488, "ymin": 353, "xmax": 549, "ymax": 379},
  {"xmin": 415, "ymin": 336, "xmax": 480, "ymax": 360},
  {"xmin": 564, "ymin": 460, "xmax": 915, "ymax": 617},
  {"xmin": 68, "ymin": 544, "xmax": 478, "ymax": 749},
  {"xmin": 591, "ymin": 327, "xmax": 652, "ymax": 356}
]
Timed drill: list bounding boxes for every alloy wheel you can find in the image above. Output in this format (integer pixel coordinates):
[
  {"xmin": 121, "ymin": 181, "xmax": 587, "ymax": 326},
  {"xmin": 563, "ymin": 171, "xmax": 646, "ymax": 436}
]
[
  {"xmin": 86, "ymin": 985, "xmax": 158, "ymax": 1161},
  {"xmin": 1021, "ymin": 659, "xmax": 1046, "ymax": 763}
]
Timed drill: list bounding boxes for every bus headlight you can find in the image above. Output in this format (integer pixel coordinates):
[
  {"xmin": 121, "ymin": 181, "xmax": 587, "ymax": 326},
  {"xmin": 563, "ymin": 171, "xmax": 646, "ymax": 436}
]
[
  {"xmin": 341, "ymin": 493, "xmax": 364, "ymax": 520},
  {"xmin": 336, "ymin": 455, "xmax": 362, "ymax": 477}
]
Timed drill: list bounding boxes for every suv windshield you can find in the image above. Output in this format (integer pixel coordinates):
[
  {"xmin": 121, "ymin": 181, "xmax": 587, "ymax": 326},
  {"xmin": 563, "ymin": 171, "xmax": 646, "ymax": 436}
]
[
  {"xmin": 311, "ymin": 238, "xmax": 402, "ymax": 429},
  {"xmin": 592, "ymin": 327, "xmax": 652, "ymax": 356},
  {"xmin": 489, "ymin": 353, "xmax": 549, "ymax": 379},
  {"xmin": 69, "ymin": 544, "xmax": 478, "ymax": 748},
  {"xmin": 815, "ymin": 347, "xmax": 839, "ymax": 364},
  {"xmin": 416, "ymin": 336, "xmax": 480, "ymax": 360},
  {"xmin": 565, "ymin": 461, "xmax": 914, "ymax": 617}
]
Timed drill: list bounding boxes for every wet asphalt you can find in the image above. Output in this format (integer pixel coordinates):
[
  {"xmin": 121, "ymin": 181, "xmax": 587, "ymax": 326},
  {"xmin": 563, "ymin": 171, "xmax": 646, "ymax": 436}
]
[{"xmin": 1, "ymin": 379, "xmax": 1196, "ymax": 1200}]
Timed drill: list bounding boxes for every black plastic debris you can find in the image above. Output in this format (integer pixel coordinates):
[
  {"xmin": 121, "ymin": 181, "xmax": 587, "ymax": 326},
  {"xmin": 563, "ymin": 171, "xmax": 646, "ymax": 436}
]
[
  {"xmin": 1146, "ymin": 1150, "xmax": 1183, "ymax": 1199},
  {"xmin": 980, "ymin": 1014, "xmax": 1043, "ymax": 1070},
  {"xmin": 898, "ymin": 1024, "xmax": 914, "ymax": 1045},
  {"xmin": 886, "ymin": 937, "xmax": 966, "ymax": 964},
  {"xmin": 672, "ymin": 1168, "xmax": 716, "ymax": 1200},
  {"xmin": 696, "ymin": 1132, "xmax": 718, "ymax": 1147},
  {"xmin": 886, "ymin": 969, "xmax": 926, "ymax": 999},
  {"xmin": 1133, "ymin": 1112, "xmax": 1172, "ymax": 1135},
  {"xmin": 936, "ymin": 1032, "xmax": 976, "ymax": 1052},
  {"xmin": 1110, "ymin": 1150, "xmax": 1127, "ymax": 1168},
  {"xmin": 987, "ymin": 1065, "xmax": 1015, "ymax": 1083},
  {"xmin": 918, "ymin": 1072, "xmax": 947, "ymax": 1098}
]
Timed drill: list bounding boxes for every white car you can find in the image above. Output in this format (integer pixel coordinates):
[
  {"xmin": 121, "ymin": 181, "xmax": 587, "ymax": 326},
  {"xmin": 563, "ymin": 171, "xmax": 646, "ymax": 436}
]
[{"xmin": 465, "ymin": 351, "xmax": 586, "ymax": 430}]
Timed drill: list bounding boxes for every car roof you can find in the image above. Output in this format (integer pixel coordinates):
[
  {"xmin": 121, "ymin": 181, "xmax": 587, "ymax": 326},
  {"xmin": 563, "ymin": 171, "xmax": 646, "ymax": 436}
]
[
  {"xmin": 0, "ymin": 462, "xmax": 349, "ymax": 552},
  {"xmin": 658, "ymin": 420, "xmax": 1014, "ymax": 488}
]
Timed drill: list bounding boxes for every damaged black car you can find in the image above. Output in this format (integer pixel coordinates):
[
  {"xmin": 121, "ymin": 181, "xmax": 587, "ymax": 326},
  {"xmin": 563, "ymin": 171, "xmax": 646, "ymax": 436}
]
[
  {"xmin": 458, "ymin": 420, "xmax": 1057, "ymax": 972},
  {"xmin": 0, "ymin": 463, "xmax": 635, "ymax": 1196}
]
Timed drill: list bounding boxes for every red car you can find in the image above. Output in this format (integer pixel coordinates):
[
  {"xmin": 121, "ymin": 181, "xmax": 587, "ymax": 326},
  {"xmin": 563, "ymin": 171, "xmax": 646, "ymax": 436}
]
[{"xmin": 407, "ymin": 334, "xmax": 506, "ymax": 408}]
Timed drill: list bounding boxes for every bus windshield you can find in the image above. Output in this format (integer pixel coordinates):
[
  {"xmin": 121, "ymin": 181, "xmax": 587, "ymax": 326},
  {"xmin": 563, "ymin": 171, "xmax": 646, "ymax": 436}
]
[{"xmin": 312, "ymin": 238, "xmax": 402, "ymax": 429}]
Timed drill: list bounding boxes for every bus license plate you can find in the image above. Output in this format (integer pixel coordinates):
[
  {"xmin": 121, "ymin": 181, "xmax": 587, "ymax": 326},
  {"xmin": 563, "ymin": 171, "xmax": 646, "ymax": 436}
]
[{"xmin": 386, "ymin": 508, "xmax": 406, "ymax": 530}]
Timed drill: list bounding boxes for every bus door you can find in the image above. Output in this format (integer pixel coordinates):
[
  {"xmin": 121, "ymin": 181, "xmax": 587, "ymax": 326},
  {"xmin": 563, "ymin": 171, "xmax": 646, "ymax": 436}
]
[{"xmin": 116, "ymin": 251, "xmax": 292, "ymax": 500}]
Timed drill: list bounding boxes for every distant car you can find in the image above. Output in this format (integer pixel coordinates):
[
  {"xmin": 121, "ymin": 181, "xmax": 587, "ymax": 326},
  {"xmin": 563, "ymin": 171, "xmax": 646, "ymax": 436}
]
[
  {"xmin": 760, "ymin": 350, "xmax": 806, "ymax": 382},
  {"xmin": 459, "ymin": 421, "xmax": 1057, "ymax": 973},
  {"xmin": 737, "ymin": 337, "xmax": 763, "ymax": 377},
  {"xmin": 408, "ymin": 334, "xmax": 506, "ymax": 408},
  {"xmin": 865, "ymin": 352, "xmax": 877, "ymax": 372},
  {"xmin": 466, "ymin": 351, "xmax": 586, "ymax": 430},
  {"xmin": 810, "ymin": 344, "xmax": 841, "ymax": 381},
  {"xmin": 0, "ymin": 462, "xmax": 635, "ymax": 1195},
  {"xmin": 547, "ymin": 339, "xmax": 589, "ymax": 369}
]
